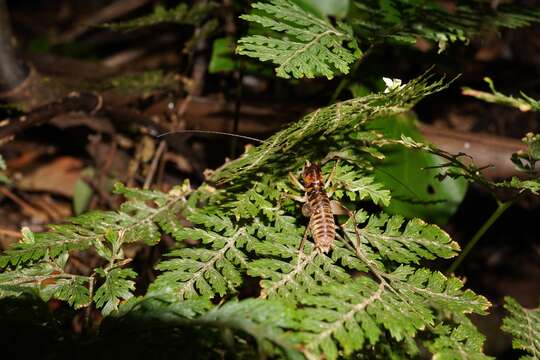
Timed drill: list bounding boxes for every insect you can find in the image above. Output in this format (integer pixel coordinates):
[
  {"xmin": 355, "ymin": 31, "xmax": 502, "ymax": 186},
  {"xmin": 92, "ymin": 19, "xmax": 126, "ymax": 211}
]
[
  {"xmin": 286, "ymin": 160, "xmax": 362, "ymax": 254},
  {"xmin": 159, "ymin": 129, "xmax": 362, "ymax": 254}
]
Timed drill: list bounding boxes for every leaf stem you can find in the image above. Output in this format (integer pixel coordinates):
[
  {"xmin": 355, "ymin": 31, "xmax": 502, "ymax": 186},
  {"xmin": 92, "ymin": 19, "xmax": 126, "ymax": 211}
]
[{"xmin": 447, "ymin": 200, "xmax": 512, "ymax": 274}]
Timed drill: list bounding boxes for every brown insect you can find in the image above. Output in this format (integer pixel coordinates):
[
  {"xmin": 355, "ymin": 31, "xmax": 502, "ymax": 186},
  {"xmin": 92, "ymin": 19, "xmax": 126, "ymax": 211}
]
[
  {"xmin": 159, "ymin": 130, "xmax": 362, "ymax": 254},
  {"xmin": 287, "ymin": 160, "xmax": 361, "ymax": 254}
]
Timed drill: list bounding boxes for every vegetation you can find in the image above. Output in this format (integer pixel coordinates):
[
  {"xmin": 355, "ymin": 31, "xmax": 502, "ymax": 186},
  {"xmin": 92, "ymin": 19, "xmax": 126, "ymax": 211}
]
[{"xmin": 0, "ymin": 1, "xmax": 539, "ymax": 359}]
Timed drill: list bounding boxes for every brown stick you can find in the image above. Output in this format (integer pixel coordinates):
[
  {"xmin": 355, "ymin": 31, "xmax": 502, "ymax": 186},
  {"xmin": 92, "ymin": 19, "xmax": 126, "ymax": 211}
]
[
  {"xmin": 54, "ymin": 0, "xmax": 152, "ymax": 43},
  {"xmin": 418, "ymin": 123, "xmax": 526, "ymax": 179}
]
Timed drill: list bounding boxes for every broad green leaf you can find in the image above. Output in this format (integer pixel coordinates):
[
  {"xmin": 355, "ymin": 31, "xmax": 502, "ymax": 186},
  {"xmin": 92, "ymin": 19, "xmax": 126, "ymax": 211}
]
[
  {"xmin": 209, "ymin": 37, "xmax": 236, "ymax": 73},
  {"xmin": 368, "ymin": 114, "xmax": 468, "ymax": 225},
  {"xmin": 73, "ymin": 167, "xmax": 95, "ymax": 215}
]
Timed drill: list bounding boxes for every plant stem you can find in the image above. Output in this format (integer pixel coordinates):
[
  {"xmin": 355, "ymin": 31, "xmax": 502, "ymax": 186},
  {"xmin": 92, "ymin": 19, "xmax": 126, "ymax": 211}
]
[{"xmin": 447, "ymin": 200, "xmax": 512, "ymax": 274}]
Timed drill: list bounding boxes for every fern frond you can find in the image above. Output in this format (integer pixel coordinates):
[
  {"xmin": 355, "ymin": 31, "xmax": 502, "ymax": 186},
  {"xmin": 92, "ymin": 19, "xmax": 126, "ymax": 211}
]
[
  {"xmin": 102, "ymin": 2, "xmax": 217, "ymax": 31},
  {"xmin": 289, "ymin": 269, "xmax": 489, "ymax": 360},
  {"xmin": 0, "ymin": 183, "xmax": 190, "ymax": 267},
  {"xmin": 496, "ymin": 178, "xmax": 540, "ymax": 195},
  {"xmin": 502, "ymin": 297, "xmax": 540, "ymax": 359},
  {"xmin": 384, "ymin": 134, "xmax": 540, "ymax": 196},
  {"xmin": 326, "ymin": 162, "xmax": 391, "ymax": 206},
  {"xmin": 104, "ymin": 297, "xmax": 303, "ymax": 359},
  {"xmin": 148, "ymin": 212, "xmax": 252, "ymax": 300},
  {"xmin": 388, "ymin": 266, "xmax": 489, "ymax": 314},
  {"xmin": 356, "ymin": 213, "xmax": 460, "ymax": 264},
  {"xmin": 94, "ymin": 267, "xmax": 136, "ymax": 315},
  {"xmin": 238, "ymin": 0, "xmax": 360, "ymax": 79},
  {"xmin": 463, "ymin": 77, "xmax": 540, "ymax": 112},
  {"xmin": 352, "ymin": 1, "xmax": 540, "ymax": 52},
  {"xmin": 211, "ymin": 72, "xmax": 449, "ymax": 183},
  {"xmin": 427, "ymin": 316, "xmax": 491, "ymax": 360},
  {"xmin": 0, "ymin": 258, "xmax": 91, "ymax": 309}
]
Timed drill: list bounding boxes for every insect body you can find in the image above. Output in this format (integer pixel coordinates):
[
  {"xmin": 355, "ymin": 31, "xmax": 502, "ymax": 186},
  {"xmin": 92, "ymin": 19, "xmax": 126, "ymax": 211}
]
[
  {"xmin": 290, "ymin": 161, "xmax": 359, "ymax": 254},
  {"xmin": 302, "ymin": 163, "xmax": 336, "ymax": 253},
  {"xmin": 159, "ymin": 129, "xmax": 360, "ymax": 254}
]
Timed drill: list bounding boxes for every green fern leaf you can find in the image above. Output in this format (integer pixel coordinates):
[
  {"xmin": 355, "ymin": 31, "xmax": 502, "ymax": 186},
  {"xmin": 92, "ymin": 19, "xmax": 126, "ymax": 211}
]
[
  {"xmin": 355, "ymin": 213, "xmax": 460, "ymax": 264},
  {"xmin": 427, "ymin": 316, "xmax": 491, "ymax": 359},
  {"xmin": 0, "ymin": 184, "xmax": 189, "ymax": 267},
  {"xmin": 211, "ymin": 72, "xmax": 449, "ymax": 183},
  {"xmin": 102, "ymin": 2, "xmax": 217, "ymax": 31},
  {"xmin": 148, "ymin": 213, "xmax": 252, "ymax": 300},
  {"xmin": 502, "ymin": 297, "xmax": 540, "ymax": 360},
  {"xmin": 94, "ymin": 268, "xmax": 136, "ymax": 315},
  {"xmin": 288, "ymin": 268, "xmax": 489, "ymax": 360},
  {"xmin": 463, "ymin": 77, "xmax": 540, "ymax": 112},
  {"xmin": 238, "ymin": 0, "xmax": 360, "ymax": 79},
  {"xmin": 0, "ymin": 260, "xmax": 90, "ymax": 308},
  {"xmin": 106, "ymin": 297, "xmax": 303, "ymax": 359},
  {"xmin": 40, "ymin": 277, "xmax": 90, "ymax": 309}
]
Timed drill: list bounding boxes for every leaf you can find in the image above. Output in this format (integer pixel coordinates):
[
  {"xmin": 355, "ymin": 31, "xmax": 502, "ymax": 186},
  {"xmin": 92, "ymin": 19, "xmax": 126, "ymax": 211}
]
[
  {"xmin": 102, "ymin": 2, "xmax": 217, "ymax": 31},
  {"xmin": 502, "ymin": 297, "xmax": 540, "ymax": 360},
  {"xmin": 209, "ymin": 37, "xmax": 237, "ymax": 73},
  {"xmin": 0, "ymin": 261, "xmax": 90, "ymax": 309},
  {"xmin": 103, "ymin": 297, "xmax": 303, "ymax": 359},
  {"xmin": 294, "ymin": 0, "xmax": 350, "ymax": 19},
  {"xmin": 351, "ymin": 1, "xmax": 540, "ymax": 52},
  {"xmin": 368, "ymin": 114, "xmax": 468, "ymax": 225},
  {"xmin": 356, "ymin": 213, "xmax": 460, "ymax": 264},
  {"xmin": 238, "ymin": 0, "xmax": 360, "ymax": 79},
  {"xmin": 463, "ymin": 77, "xmax": 540, "ymax": 112},
  {"xmin": 73, "ymin": 167, "xmax": 95, "ymax": 215},
  {"xmin": 496, "ymin": 177, "xmax": 540, "ymax": 195},
  {"xmin": 427, "ymin": 316, "xmax": 491, "ymax": 360},
  {"xmin": 0, "ymin": 184, "xmax": 190, "ymax": 267},
  {"xmin": 40, "ymin": 277, "xmax": 90, "ymax": 309},
  {"xmin": 148, "ymin": 213, "xmax": 252, "ymax": 300},
  {"xmin": 94, "ymin": 268, "xmax": 136, "ymax": 315},
  {"xmin": 211, "ymin": 71, "xmax": 449, "ymax": 183}
]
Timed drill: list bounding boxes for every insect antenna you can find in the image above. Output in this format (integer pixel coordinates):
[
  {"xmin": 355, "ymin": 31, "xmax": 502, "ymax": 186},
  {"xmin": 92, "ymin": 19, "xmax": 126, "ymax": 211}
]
[{"xmin": 157, "ymin": 129, "xmax": 266, "ymax": 144}]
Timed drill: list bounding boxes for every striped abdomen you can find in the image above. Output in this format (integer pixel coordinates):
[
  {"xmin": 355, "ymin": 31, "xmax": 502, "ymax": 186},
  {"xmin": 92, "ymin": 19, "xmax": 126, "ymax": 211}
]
[{"xmin": 307, "ymin": 186, "xmax": 335, "ymax": 253}]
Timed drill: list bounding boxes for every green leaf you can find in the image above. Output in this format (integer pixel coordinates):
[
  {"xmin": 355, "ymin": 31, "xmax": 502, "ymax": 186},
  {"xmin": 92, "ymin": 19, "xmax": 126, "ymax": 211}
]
[
  {"xmin": 357, "ymin": 213, "xmax": 460, "ymax": 264},
  {"xmin": 94, "ymin": 268, "xmax": 136, "ymax": 315},
  {"xmin": 102, "ymin": 2, "xmax": 217, "ymax": 31},
  {"xmin": 0, "ymin": 184, "xmax": 190, "ymax": 267},
  {"xmin": 351, "ymin": 1, "xmax": 540, "ymax": 52},
  {"xmin": 238, "ymin": 0, "xmax": 360, "ymax": 79},
  {"xmin": 41, "ymin": 277, "xmax": 90, "ymax": 309},
  {"xmin": 73, "ymin": 167, "xmax": 95, "ymax": 215},
  {"xmin": 209, "ymin": 37, "xmax": 237, "ymax": 73},
  {"xmin": 427, "ymin": 316, "xmax": 491, "ymax": 359},
  {"xmin": 463, "ymin": 77, "xmax": 540, "ymax": 112},
  {"xmin": 502, "ymin": 297, "xmax": 540, "ymax": 360},
  {"xmin": 368, "ymin": 114, "xmax": 468, "ymax": 225},
  {"xmin": 211, "ymin": 71, "xmax": 449, "ymax": 183},
  {"xmin": 293, "ymin": 0, "xmax": 350, "ymax": 19}
]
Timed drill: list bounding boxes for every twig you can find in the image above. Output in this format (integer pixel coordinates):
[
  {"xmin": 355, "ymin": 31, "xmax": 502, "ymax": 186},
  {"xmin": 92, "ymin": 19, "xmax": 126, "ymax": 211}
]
[
  {"xmin": 447, "ymin": 200, "xmax": 513, "ymax": 274},
  {"xmin": 0, "ymin": 227, "xmax": 20, "ymax": 238},
  {"xmin": 144, "ymin": 140, "xmax": 167, "ymax": 189},
  {"xmin": 54, "ymin": 0, "xmax": 152, "ymax": 43},
  {"xmin": 0, "ymin": 186, "xmax": 46, "ymax": 221}
]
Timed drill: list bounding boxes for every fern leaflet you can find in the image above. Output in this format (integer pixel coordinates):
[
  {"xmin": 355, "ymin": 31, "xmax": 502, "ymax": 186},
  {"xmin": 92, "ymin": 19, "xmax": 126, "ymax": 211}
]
[
  {"xmin": 502, "ymin": 297, "xmax": 540, "ymax": 360},
  {"xmin": 238, "ymin": 0, "xmax": 360, "ymax": 79}
]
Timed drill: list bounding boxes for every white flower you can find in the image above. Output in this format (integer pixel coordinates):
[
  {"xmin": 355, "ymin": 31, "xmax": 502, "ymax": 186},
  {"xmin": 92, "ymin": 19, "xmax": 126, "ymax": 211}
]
[{"xmin": 383, "ymin": 77, "xmax": 403, "ymax": 93}]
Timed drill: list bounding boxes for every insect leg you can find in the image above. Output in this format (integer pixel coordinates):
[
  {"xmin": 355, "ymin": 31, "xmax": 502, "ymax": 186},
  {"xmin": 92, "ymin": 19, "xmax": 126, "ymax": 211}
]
[
  {"xmin": 288, "ymin": 172, "xmax": 305, "ymax": 191},
  {"xmin": 330, "ymin": 200, "xmax": 361, "ymax": 250},
  {"xmin": 324, "ymin": 159, "xmax": 340, "ymax": 189},
  {"xmin": 298, "ymin": 218, "xmax": 311, "ymax": 254}
]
